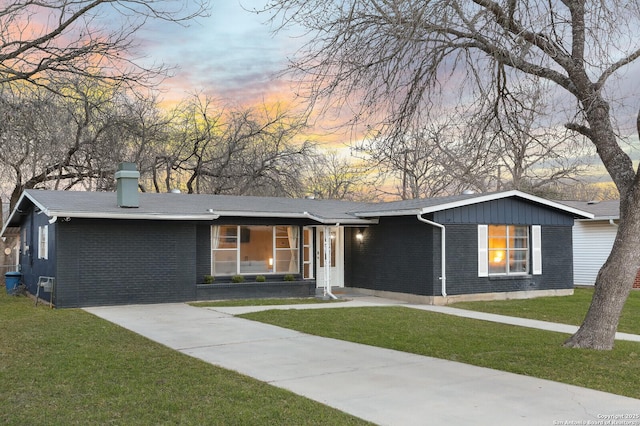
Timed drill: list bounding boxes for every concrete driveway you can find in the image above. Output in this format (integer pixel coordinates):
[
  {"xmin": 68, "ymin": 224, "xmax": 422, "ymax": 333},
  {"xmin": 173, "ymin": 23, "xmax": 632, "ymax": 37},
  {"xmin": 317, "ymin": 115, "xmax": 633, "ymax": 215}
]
[{"xmin": 85, "ymin": 300, "xmax": 640, "ymax": 426}]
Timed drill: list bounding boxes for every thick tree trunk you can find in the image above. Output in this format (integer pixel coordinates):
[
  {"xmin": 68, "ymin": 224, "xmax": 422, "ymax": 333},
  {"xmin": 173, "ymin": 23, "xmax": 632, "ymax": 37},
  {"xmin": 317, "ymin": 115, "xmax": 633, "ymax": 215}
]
[
  {"xmin": 563, "ymin": 103, "xmax": 640, "ymax": 349},
  {"xmin": 564, "ymin": 181, "xmax": 640, "ymax": 349}
]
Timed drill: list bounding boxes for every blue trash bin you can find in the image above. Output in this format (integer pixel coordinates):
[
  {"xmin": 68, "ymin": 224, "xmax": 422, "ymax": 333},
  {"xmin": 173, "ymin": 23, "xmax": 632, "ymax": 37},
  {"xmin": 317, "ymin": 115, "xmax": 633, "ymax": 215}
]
[{"xmin": 5, "ymin": 272, "xmax": 22, "ymax": 295}]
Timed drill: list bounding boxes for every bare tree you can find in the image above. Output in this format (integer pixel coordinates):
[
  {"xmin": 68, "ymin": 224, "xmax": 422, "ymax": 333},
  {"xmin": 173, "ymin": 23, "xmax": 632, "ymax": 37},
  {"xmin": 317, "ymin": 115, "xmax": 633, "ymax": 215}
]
[
  {"xmin": 0, "ymin": 0, "xmax": 208, "ymax": 92},
  {"xmin": 0, "ymin": 79, "xmax": 162, "ymax": 210},
  {"xmin": 300, "ymin": 150, "xmax": 379, "ymax": 201},
  {"xmin": 263, "ymin": 0, "xmax": 640, "ymax": 349},
  {"xmin": 0, "ymin": 0, "xmax": 208, "ymax": 226},
  {"xmin": 554, "ymin": 181, "xmax": 619, "ymax": 202},
  {"xmin": 154, "ymin": 95, "xmax": 313, "ymax": 197},
  {"xmin": 479, "ymin": 78, "xmax": 590, "ymax": 194},
  {"xmin": 360, "ymin": 122, "xmax": 460, "ymax": 199},
  {"xmin": 360, "ymin": 113, "xmax": 506, "ymax": 199}
]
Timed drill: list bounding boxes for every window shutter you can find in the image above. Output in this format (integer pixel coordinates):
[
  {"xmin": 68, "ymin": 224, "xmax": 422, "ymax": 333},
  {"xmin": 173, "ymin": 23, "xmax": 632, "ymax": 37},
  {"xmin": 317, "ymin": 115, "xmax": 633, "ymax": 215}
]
[
  {"xmin": 478, "ymin": 225, "xmax": 488, "ymax": 277},
  {"xmin": 532, "ymin": 225, "xmax": 542, "ymax": 275}
]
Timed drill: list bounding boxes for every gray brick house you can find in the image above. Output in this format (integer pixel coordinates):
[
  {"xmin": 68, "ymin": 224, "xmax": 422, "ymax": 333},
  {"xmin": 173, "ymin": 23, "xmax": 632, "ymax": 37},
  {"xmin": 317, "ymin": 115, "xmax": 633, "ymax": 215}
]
[{"xmin": 2, "ymin": 165, "xmax": 592, "ymax": 307}]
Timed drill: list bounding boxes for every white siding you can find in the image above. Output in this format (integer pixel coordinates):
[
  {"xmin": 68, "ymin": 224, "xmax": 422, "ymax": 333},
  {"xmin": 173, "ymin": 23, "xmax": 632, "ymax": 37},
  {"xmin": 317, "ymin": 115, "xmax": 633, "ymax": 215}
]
[{"xmin": 573, "ymin": 220, "xmax": 617, "ymax": 286}]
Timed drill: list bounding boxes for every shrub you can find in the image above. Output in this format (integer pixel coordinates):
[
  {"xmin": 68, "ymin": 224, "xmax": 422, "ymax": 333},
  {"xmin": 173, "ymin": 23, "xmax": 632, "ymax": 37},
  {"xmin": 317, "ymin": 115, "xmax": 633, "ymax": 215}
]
[
  {"xmin": 256, "ymin": 275, "xmax": 266, "ymax": 282},
  {"xmin": 231, "ymin": 275, "xmax": 245, "ymax": 283},
  {"xmin": 203, "ymin": 275, "xmax": 214, "ymax": 284},
  {"xmin": 283, "ymin": 274, "xmax": 295, "ymax": 281}
]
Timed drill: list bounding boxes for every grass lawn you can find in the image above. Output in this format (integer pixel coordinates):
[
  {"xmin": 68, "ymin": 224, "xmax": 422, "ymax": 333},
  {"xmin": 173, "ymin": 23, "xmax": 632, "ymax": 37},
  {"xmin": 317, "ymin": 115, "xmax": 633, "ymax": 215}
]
[
  {"xmin": 240, "ymin": 306, "xmax": 640, "ymax": 399},
  {"xmin": 451, "ymin": 288, "xmax": 640, "ymax": 335},
  {"xmin": 0, "ymin": 292, "xmax": 370, "ymax": 426}
]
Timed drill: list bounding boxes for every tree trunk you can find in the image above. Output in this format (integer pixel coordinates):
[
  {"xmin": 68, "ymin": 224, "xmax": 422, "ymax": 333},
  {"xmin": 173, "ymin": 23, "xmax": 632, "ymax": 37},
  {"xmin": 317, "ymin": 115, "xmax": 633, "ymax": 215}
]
[{"xmin": 564, "ymin": 189, "xmax": 640, "ymax": 349}]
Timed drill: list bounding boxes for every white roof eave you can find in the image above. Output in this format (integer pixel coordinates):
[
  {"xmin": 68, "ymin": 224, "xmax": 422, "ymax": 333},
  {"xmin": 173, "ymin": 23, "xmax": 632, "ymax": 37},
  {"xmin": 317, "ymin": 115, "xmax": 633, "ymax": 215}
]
[
  {"xmin": 1, "ymin": 191, "xmax": 46, "ymax": 236},
  {"xmin": 15, "ymin": 204, "xmax": 377, "ymax": 225},
  {"xmin": 45, "ymin": 211, "xmax": 222, "ymax": 221}
]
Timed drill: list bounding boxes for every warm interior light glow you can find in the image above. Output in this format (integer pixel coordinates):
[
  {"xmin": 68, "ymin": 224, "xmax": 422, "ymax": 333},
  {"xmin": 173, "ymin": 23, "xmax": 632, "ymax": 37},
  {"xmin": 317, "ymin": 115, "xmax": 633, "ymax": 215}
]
[
  {"xmin": 493, "ymin": 251, "xmax": 504, "ymax": 263},
  {"xmin": 268, "ymin": 257, "xmax": 273, "ymax": 266},
  {"xmin": 356, "ymin": 231, "xmax": 363, "ymax": 241}
]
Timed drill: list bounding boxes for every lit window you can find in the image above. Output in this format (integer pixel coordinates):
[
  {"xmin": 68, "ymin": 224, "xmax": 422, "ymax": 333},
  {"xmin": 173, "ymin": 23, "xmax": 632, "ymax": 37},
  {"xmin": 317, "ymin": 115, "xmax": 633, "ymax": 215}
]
[
  {"xmin": 488, "ymin": 225, "xmax": 528, "ymax": 275},
  {"xmin": 211, "ymin": 225, "xmax": 299, "ymax": 276}
]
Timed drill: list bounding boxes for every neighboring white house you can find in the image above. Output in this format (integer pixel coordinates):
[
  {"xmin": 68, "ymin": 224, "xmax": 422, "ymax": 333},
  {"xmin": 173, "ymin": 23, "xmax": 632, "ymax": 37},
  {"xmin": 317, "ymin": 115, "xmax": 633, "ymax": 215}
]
[{"xmin": 561, "ymin": 200, "xmax": 619, "ymax": 286}]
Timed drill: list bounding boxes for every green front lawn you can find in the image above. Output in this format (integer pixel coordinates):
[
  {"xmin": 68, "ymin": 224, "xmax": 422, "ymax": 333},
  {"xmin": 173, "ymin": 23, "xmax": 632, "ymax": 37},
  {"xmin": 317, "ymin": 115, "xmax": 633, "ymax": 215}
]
[
  {"xmin": 0, "ymin": 292, "xmax": 370, "ymax": 425},
  {"xmin": 451, "ymin": 288, "xmax": 640, "ymax": 335},
  {"xmin": 241, "ymin": 306, "xmax": 640, "ymax": 399}
]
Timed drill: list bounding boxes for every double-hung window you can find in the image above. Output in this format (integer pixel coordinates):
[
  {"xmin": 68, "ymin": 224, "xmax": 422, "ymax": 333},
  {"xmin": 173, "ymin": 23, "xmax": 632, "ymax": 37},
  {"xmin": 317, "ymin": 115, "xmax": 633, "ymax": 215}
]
[{"xmin": 478, "ymin": 224, "xmax": 541, "ymax": 277}]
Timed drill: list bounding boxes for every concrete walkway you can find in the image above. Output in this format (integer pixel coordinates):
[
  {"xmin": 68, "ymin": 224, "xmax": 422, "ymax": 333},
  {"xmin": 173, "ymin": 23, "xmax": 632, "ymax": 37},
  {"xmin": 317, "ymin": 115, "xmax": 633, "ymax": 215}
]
[{"xmin": 85, "ymin": 297, "xmax": 640, "ymax": 426}]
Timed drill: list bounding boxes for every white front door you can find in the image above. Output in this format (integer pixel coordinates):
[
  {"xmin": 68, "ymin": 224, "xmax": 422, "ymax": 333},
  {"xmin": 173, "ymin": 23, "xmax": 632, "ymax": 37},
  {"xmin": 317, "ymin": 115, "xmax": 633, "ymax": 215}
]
[{"xmin": 316, "ymin": 226, "xmax": 344, "ymax": 288}]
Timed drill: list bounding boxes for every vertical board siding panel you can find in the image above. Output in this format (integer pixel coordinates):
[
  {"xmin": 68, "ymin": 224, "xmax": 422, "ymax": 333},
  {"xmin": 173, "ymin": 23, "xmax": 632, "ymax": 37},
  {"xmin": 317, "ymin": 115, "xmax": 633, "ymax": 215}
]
[
  {"xmin": 432, "ymin": 199, "xmax": 575, "ymax": 226},
  {"xmin": 512, "ymin": 200, "xmax": 518, "ymax": 223},
  {"xmin": 491, "ymin": 200, "xmax": 499, "ymax": 223},
  {"xmin": 502, "ymin": 199, "xmax": 510, "ymax": 222}
]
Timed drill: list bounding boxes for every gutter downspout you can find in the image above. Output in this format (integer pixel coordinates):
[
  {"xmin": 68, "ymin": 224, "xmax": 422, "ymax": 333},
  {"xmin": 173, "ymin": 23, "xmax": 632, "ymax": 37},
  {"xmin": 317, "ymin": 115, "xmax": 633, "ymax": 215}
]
[
  {"xmin": 323, "ymin": 224, "xmax": 339, "ymax": 300},
  {"xmin": 609, "ymin": 219, "xmax": 618, "ymax": 227},
  {"xmin": 417, "ymin": 213, "xmax": 447, "ymax": 297}
]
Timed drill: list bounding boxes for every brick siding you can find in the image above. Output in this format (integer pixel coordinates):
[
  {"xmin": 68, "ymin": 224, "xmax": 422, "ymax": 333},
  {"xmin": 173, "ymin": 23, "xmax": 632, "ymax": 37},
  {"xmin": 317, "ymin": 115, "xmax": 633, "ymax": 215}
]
[
  {"xmin": 346, "ymin": 220, "xmax": 574, "ymax": 297},
  {"xmin": 56, "ymin": 219, "xmax": 197, "ymax": 307}
]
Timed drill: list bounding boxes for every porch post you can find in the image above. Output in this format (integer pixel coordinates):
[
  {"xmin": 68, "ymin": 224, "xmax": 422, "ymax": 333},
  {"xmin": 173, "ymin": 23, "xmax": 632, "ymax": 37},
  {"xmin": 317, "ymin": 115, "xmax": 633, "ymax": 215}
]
[{"xmin": 323, "ymin": 225, "xmax": 332, "ymax": 298}]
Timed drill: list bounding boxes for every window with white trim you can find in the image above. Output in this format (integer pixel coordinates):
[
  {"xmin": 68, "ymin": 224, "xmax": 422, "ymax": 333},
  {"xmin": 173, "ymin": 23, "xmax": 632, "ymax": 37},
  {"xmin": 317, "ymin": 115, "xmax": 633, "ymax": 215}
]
[
  {"xmin": 211, "ymin": 225, "xmax": 299, "ymax": 276},
  {"xmin": 478, "ymin": 224, "xmax": 541, "ymax": 276},
  {"xmin": 488, "ymin": 225, "xmax": 528, "ymax": 275},
  {"xmin": 38, "ymin": 225, "xmax": 48, "ymax": 260}
]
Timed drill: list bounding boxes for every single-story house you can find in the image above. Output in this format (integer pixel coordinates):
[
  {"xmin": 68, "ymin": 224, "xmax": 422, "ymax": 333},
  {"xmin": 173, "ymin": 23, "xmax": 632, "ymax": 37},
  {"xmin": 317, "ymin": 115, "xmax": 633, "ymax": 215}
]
[
  {"xmin": 1, "ymin": 164, "xmax": 593, "ymax": 307},
  {"xmin": 559, "ymin": 199, "xmax": 640, "ymax": 289}
]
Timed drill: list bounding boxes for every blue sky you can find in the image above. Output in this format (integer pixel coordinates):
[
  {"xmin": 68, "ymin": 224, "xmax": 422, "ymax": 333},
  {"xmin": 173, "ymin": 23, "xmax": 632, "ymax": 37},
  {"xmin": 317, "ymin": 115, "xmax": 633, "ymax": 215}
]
[{"xmin": 137, "ymin": 1, "xmax": 302, "ymax": 105}]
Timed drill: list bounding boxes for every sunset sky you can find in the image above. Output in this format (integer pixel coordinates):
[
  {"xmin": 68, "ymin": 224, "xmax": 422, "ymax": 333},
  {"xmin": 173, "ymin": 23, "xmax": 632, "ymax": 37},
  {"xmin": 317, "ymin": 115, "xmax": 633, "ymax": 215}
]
[
  {"xmin": 135, "ymin": 1, "xmax": 640, "ymax": 133},
  {"xmin": 132, "ymin": 0, "xmax": 639, "ymax": 173},
  {"xmin": 138, "ymin": 1, "xmax": 303, "ymax": 106}
]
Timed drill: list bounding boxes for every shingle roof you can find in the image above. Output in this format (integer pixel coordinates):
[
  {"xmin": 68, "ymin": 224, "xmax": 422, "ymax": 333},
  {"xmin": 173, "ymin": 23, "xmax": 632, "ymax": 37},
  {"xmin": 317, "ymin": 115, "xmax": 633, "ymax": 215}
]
[
  {"xmin": 2, "ymin": 188, "xmax": 594, "ymax": 234},
  {"xmin": 352, "ymin": 192, "xmax": 486, "ymax": 215},
  {"xmin": 558, "ymin": 200, "xmax": 619, "ymax": 220},
  {"xmin": 12, "ymin": 190, "xmax": 376, "ymax": 225}
]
